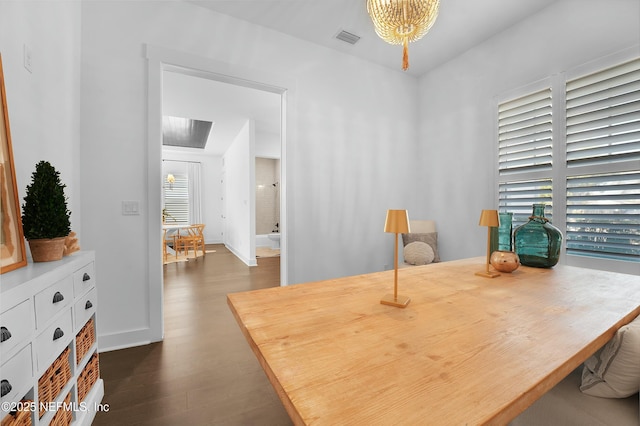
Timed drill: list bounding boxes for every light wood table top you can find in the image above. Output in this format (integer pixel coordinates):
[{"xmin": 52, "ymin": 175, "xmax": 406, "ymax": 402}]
[{"xmin": 227, "ymin": 257, "xmax": 640, "ymax": 425}]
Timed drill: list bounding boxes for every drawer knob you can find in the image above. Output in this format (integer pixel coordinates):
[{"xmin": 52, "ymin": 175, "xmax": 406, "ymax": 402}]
[
  {"xmin": 85, "ymin": 300, "xmax": 93, "ymax": 310},
  {"xmin": 83, "ymin": 272, "xmax": 91, "ymax": 282},
  {"xmin": 53, "ymin": 327, "xmax": 64, "ymax": 341},
  {"xmin": 0, "ymin": 379, "xmax": 11, "ymax": 397},
  {"xmin": 0, "ymin": 326, "xmax": 11, "ymax": 342},
  {"xmin": 52, "ymin": 291, "xmax": 64, "ymax": 303}
]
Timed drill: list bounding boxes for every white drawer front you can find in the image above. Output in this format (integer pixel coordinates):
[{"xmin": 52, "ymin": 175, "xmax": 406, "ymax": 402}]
[
  {"xmin": 0, "ymin": 299, "xmax": 34, "ymax": 359},
  {"xmin": 74, "ymin": 287, "xmax": 97, "ymax": 332},
  {"xmin": 34, "ymin": 276, "xmax": 73, "ymax": 330},
  {"xmin": 73, "ymin": 262, "xmax": 95, "ymax": 298},
  {"xmin": 0, "ymin": 344, "xmax": 33, "ymax": 411},
  {"xmin": 35, "ymin": 310, "xmax": 72, "ymax": 373}
]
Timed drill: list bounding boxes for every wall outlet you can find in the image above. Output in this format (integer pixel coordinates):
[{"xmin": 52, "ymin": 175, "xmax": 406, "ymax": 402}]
[{"xmin": 23, "ymin": 44, "xmax": 33, "ymax": 73}]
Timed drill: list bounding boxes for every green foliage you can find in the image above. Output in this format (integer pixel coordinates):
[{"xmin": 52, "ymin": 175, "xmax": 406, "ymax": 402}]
[{"xmin": 21, "ymin": 161, "xmax": 71, "ymax": 239}]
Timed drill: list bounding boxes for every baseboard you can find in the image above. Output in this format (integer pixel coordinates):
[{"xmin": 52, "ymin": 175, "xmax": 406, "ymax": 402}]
[
  {"xmin": 225, "ymin": 243, "xmax": 258, "ymax": 267},
  {"xmin": 97, "ymin": 327, "xmax": 162, "ymax": 352}
]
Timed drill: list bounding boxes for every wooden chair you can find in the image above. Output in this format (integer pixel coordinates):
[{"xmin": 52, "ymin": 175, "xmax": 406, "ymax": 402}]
[
  {"xmin": 163, "ymin": 228, "xmax": 178, "ymax": 263},
  {"xmin": 192, "ymin": 224, "xmax": 206, "ymax": 256},
  {"xmin": 175, "ymin": 224, "xmax": 206, "ymax": 258}
]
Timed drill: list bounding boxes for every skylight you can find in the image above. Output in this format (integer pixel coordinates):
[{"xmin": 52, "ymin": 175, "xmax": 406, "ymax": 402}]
[{"xmin": 162, "ymin": 116, "xmax": 213, "ymax": 149}]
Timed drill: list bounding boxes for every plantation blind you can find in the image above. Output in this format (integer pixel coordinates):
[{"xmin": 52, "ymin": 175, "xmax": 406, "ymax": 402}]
[
  {"xmin": 163, "ymin": 174, "xmax": 189, "ymax": 225},
  {"xmin": 564, "ymin": 58, "xmax": 640, "ymax": 261},
  {"xmin": 498, "ymin": 88, "xmax": 553, "ymax": 175},
  {"xmin": 566, "ymin": 171, "xmax": 640, "ymax": 260},
  {"xmin": 498, "ymin": 87, "xmax": 553, "ymax": 228},
  {"xmin": 566, "ymin": 58, "xmax": 640, "ymax": 167}
]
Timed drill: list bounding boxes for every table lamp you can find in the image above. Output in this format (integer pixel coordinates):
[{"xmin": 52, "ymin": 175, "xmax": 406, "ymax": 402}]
[
  {"xmin": 476, "ymin": 209, "xmax": 500, "ymax": 278},
  {"xmin": 381, "ymin": 209, "xmax": 411, "ymax": 308}
]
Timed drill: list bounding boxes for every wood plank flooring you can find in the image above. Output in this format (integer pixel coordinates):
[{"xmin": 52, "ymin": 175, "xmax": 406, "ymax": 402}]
[{"xmin": 93, "ymin": 244, "xmax": 292, "ymax": 425}]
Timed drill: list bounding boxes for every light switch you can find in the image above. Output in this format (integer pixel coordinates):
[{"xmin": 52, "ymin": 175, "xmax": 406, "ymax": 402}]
[{"xmin": 122, "ymin": 201, "xmax": 140, "ymax": 216}]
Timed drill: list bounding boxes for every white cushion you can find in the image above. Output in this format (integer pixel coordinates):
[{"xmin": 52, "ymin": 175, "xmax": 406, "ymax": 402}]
[
  {"xmin": 403, "ymin": 241, "xmax": 434, "ymax": 266},
  {"xmin": 580, "ymin": 314, "xmax": 640, "ymax": 398}
]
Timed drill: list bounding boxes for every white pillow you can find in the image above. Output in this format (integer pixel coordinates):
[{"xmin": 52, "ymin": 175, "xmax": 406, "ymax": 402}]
[
  {"xmin": 403, "ymin": 241, "xmax": 434, "ymax": 266},
  {"xmin": 580, "ymin": 315, "xmax": 640, "ymax": 398}
]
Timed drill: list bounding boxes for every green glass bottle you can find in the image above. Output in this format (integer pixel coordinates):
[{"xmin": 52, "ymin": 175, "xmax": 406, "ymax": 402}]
[
  {"xmin": 513, "ymin": 204, "xmax": 563, "ymax": 268},
  {"xmin": 490, "ymin": 212, "xmax": 513, "ymax": 253}
]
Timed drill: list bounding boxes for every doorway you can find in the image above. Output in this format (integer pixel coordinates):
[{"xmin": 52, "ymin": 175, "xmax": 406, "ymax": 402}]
[{"xmin": 146, "ymin": 46, "xmax": 292, "ymax": 342}]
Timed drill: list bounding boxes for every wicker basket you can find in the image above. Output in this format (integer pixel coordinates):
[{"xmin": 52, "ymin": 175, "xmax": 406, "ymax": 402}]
[
  {"xmin": 77, "ymin": 352, "xmax": 100, "ymax": 403},
  {"xmin": 38, "ymin": 347, "xmax": 71, "ymax": 418},
  {"xmin": 48, "ymin": 392, "xmax": 72, "ymax": 426},
  {"xmin": 75, "ymin": 317, "xmax": 95, "ymax": 364},
  {"xmin": 0, "ymin": 400, "xmax": 32, "ymax": 426}
]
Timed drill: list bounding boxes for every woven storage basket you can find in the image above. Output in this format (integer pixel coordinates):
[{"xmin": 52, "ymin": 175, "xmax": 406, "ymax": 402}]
[
  {"xmin": 77, "ymin": 353, "xmax": 100, "ymax": 403},
  {"xmin": 0, "ymin": 401, "xmax": 32, "ymax": 426},
  {"xmin": 75, "ymin": 317, "xmax": 95, "ymax": 364},
  {"xmin": 38, "ymin": 347, "xmax": 71, "ymax": 418},
  {"xmin": 48, "ymin": 392, "xmax": 72, "ymax": 426}
]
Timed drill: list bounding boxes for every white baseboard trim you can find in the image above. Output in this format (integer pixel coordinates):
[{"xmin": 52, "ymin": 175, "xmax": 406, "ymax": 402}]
[
  {"xmin": 98, "ymin": 327, "xmax": 162, "ymax": 352},
  {"xmin": 225, "ymin": 243, "xmax": 257, "ymax": 267}
]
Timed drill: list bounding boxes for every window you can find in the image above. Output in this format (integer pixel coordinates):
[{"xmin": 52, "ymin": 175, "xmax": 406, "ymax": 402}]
[
  {"xmin": 498, "ymin": 56, "xmax": 640, "ymax": 269},
  {"xmin": 498, "ymin": 87, "xmax": 553, "ymax": 228},
  {"xmin": 163, "ymin": 174, "xmax": 189, "ymax": 224}
]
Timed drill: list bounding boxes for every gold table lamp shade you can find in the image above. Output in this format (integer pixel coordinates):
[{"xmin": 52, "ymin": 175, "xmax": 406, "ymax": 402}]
[{"xmin": 384, "ymin": 209, "xmax": 410, "ymax": 234}]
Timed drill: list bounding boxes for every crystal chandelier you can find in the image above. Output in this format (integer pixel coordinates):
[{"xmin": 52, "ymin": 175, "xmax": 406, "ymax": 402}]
[{"xmin": 367, "ymin": 0, "xmax": 440, "ymax": 71}]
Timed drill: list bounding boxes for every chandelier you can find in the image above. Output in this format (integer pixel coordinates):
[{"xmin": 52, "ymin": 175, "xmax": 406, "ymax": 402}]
[{"xmin": 367, "ymin": 0, "xmax": 440, "ymax": 71}]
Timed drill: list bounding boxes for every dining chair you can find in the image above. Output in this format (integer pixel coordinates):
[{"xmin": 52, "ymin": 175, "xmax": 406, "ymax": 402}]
[
  {"xmin": 163, "ymin": 229, "xmax": 176, "ymax": 263},
  {"xmin": 175, "ymin": 225, "xmax": 205, "ymax": 258},
  {"xmin": 192, "ymin": 224, "xmax": 206, "ymax": 256}
]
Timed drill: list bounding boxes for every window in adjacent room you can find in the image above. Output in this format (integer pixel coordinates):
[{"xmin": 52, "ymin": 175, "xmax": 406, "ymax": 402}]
[{"xmin": 163, "ymin": 174, "xmax": 189, "ymax": 225}]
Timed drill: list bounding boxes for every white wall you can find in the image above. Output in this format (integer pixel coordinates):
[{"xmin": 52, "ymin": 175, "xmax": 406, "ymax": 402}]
[
  {"xmin": 417, "ymin": 0, "xmax": 640, "ymax": 262},
  {"xmin": 0, "ymin": 1, "xmax": 81, "ymax": 239},
  {"xmin": 255, "ymin": 130, "xmax": 281, "ymax": 159},
  {"xmin": 223, "ymin": 119, "xmax": 255, "ymax": 266},
  {"xmin": 79, "ymin": 1, "xmax": 419, "ymax": 349}
]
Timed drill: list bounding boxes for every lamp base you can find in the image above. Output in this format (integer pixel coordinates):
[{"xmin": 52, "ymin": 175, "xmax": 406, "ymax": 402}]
[
  {"xmin": 380, "ymin": 294, "xmax": 411, "ymax": 308},
  {"xmin": 475, "ymin": 271, "xmax": 500, "ymax": 278}
]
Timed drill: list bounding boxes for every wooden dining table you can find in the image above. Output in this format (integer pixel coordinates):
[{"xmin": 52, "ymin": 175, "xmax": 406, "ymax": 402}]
[{"xmin": 227, "ymin": 257, "xmax": 640, "ymax": 425}]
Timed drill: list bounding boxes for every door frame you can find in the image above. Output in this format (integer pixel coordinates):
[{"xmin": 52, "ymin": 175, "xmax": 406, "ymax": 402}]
[{"xmin": 146, "ymin": 44, "xmax": 293, "ymax": 341}]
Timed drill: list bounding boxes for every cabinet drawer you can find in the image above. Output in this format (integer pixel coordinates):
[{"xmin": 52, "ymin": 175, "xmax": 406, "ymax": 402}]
[
  {"xmin": 73, "ymin": 262, "xmax": 95, "ymax": 298},
  {"xmin": 74, "ymin": 287, "xmax": 97, "ymax": 332},
  {"xmin": 35, "ymin": 310, "xmax": 72, "ymax": 373},
  {"xmin": 0, "ymin": 299, "xmax": 34, "ymax": 359},
  {"xmin": 0, "ymin": 344, "xmax": 33, "ymax": 410},
  {"xmin": 34, "ymin": 277, "xmax": 73, "ymax": 330}
]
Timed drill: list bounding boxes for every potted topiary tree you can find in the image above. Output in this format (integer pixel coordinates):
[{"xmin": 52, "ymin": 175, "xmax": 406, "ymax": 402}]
[{"xmin": 21, "ymin": 161, "xmax": 71, "ymax": 262}]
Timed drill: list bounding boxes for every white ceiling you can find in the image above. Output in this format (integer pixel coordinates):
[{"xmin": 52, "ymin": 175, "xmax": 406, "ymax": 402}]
[
  {"xmin": 162, "ymin": 71, "xmax": 281, "ymax": 156},
  {"xmin": 165, "ymin": 0, "xmax": 561, "ymax": 156},
  {"xmin": 190, "ymin": 0, "xmax": 560, "ymax": 76}
]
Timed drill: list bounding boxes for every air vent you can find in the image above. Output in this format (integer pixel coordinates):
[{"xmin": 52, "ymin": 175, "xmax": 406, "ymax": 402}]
[{"xmin": 335, "ymin": 30, "xmax": 360, "ymax": 45}]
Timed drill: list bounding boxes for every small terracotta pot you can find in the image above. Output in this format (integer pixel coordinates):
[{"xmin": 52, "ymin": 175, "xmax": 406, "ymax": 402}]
[
  {"xmin": 28, "ymin": 237, "xmax": 66, "ymax": 262},
  {"xmin": 490, "ymin": 250, "xmax": 520, "ymax": 273}
]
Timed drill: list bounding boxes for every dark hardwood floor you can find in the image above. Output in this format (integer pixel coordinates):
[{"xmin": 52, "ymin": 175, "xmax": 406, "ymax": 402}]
[{"xmin": 93, "ymin": 244, "xmax": 292, "ymax": 425}]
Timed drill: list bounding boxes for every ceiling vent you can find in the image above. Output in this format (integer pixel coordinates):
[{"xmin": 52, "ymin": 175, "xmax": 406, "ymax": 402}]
[{"xmin": 335, "ymin": 30, "xmax": 361, "ymax": 45}]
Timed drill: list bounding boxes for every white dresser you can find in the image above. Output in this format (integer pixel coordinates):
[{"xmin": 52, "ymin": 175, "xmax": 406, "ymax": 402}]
[{"xmin": 0, "ymin": 251, "xmax": 103, "ymax": 425}]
